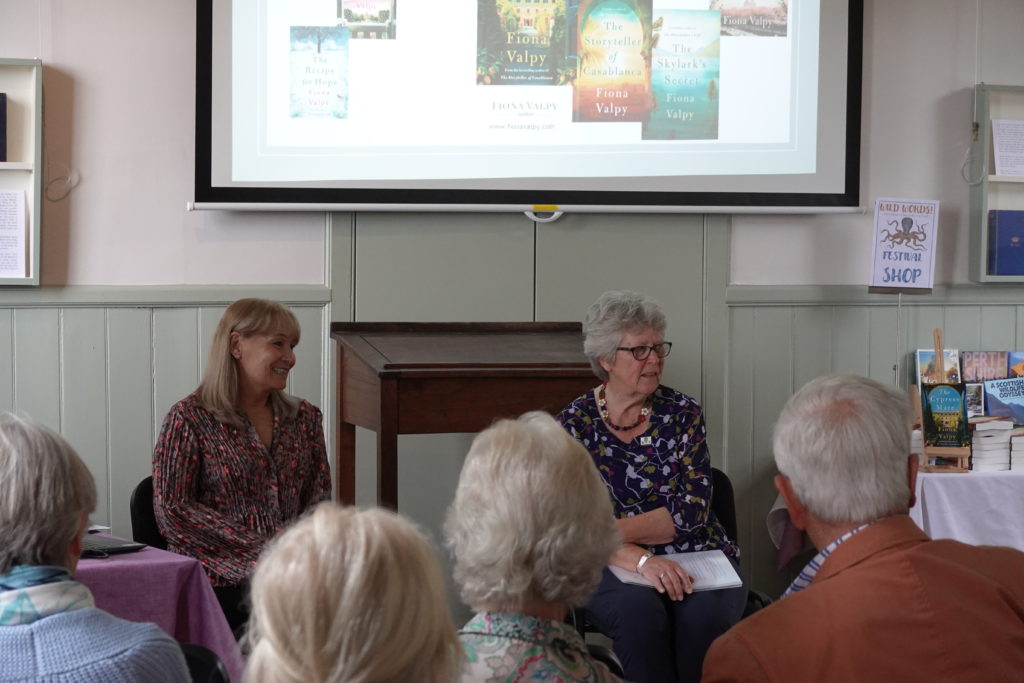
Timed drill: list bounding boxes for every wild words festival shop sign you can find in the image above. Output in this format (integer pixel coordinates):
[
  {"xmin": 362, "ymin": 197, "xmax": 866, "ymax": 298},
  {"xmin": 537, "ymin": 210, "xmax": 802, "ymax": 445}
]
[{"xmin": 870, "ymin": 197, "xmax": 939, "ymax": 292}]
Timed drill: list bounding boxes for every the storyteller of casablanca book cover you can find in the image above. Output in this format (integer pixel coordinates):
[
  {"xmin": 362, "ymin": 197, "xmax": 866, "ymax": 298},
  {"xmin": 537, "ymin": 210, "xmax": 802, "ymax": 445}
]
[{"xmin": 573, "ymin": 0, "xmax": 653, "ymax": 123}]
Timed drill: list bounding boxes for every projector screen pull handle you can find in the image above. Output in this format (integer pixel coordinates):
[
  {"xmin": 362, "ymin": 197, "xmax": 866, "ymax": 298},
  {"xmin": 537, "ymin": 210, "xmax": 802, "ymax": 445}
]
[{"xmin": 525, "ymin": 210, "xmax": 564, "ymax": 224}]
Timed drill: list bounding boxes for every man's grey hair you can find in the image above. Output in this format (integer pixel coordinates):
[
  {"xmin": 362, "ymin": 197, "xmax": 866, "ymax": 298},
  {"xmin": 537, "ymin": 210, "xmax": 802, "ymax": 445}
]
[{"xmin": 773, "ymin": 374, "xmax": 913, "ymax": 525}]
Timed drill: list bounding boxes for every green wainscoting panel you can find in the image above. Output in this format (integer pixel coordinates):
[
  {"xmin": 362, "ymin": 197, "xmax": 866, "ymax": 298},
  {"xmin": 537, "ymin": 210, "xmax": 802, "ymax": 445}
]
[
  {"xmin": 13, "ymin": 308, "xmax": 60, "ymax": 426},
  {"xmin": 107, "ymin": 308, "xmax": 158, "ymax": 538},
  {"xmin": 60, "ymin": 309, "xmax": 110, "ymax": 526},
  {"xmin": 354, "ymin": 212, "xmax": 535, "ymax": 322},
  {"xmin": 0, "ymin": 287, "xmax": 330, "ymax": 539},
  {"xmin": 726, "ymin": 284, "xmax": 1024, "ymax": 597},
  {"xmin": 535, "ymin": 213, "xmax": 707, "ymax": 402}
]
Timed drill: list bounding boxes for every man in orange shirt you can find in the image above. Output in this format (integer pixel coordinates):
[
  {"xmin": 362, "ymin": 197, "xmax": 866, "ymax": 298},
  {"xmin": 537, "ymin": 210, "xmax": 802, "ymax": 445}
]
[{"xmin": 702, "ymin": 374, "xmax": 1024, "ymax": 683}]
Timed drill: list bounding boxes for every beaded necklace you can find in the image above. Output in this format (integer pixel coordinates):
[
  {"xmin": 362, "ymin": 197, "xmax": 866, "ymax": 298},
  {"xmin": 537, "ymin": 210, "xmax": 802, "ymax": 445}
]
[{"xmin": 597, "ymin": 384, "xmax": 651, "ymax": 432}]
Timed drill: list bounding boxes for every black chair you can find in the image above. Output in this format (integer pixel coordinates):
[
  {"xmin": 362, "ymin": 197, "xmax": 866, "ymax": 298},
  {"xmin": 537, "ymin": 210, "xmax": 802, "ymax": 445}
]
[
  {"xmin": 710, "ymin": 467, "xmax": 773, "ymax": 618},
  {"xmin": 130, "ymin": 475, "xmax": 168, "ymax": 550},
  {"xmin": 179, "ymin": 642, "xmax": 229, "ymax": 683}
]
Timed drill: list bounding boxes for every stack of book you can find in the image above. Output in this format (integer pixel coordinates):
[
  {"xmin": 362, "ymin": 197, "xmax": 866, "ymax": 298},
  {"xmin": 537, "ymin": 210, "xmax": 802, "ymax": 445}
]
[
  {"xmin": 969, "ymin": 416, "xmax": 1014, "ymax": 471},
  {"xmin": 911, "ymin": 428, "xmax": 925, "ymax": 466},
  {"xmin": 1011, "ymin": 427, "xmax": 1024, "ymax": 471}
]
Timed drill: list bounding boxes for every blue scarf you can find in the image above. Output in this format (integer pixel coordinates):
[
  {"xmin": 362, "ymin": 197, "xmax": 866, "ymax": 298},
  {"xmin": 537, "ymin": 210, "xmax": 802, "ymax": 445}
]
[{"xmin": 0, "ymin": 565, "xmax": 94, "ymax": 625}]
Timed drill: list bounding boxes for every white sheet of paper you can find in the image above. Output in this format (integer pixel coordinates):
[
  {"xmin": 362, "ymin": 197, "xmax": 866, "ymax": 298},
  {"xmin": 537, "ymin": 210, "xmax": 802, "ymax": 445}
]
[
  {"xmin": 0, "ymin": 189, "xmax": 27, "ymax": 278},
  {"xmin": 992, "ymin": 120, "xmax": 1024, "ymax": 177},
  {"xmin": 609, "ymin": 549, "xmax": 743, "ymax": 592}
]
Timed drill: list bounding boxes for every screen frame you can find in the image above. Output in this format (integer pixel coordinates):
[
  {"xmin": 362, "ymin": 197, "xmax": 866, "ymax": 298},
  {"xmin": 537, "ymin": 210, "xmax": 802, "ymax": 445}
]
[{"xmin": 193, "ymin": 0, "xmax": 863, "ymax": 214}]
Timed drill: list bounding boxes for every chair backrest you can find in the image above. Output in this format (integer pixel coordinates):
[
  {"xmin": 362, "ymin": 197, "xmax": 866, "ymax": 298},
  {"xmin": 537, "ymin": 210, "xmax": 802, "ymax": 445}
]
[
  {"xmin": 130, "ymin": 476, "xmax": 169, "ymax": 550},
  {"xmin": 179, "ymin": 642, "xmax": 229, "ymax": 683},
  {"xmin": 710, "ymin": 467, "xmax": 739, "ymax": 543}
]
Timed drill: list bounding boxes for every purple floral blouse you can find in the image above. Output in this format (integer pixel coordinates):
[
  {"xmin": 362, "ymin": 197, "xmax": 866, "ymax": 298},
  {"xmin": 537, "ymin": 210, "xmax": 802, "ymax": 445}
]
[
  {"xmin": 557, "ymin": 385, "xmax": 738, "ymax": 559},
  {"xmin": 152, "ymin": 392, "xmax": 332, "ymax": 586}
]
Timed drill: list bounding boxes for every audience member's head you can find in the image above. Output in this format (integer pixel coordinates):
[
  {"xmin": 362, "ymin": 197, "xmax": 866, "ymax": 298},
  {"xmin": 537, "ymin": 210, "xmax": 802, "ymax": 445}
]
[
  {"xmin": 244, "ymin": 502, "xmax": 459, "ymax": 683},
  {"xmin": 0, "ymin": 412, "xmax": 97, "ymax": 574},
  {"xmin": 445, "ymin": 411, "xmax": 619, "ymax": 613},
  {"xmin": 773, "ymin": 373, "xmax": 914, "ymax": 525},
  {"xmin": 582, "ymin": 289, "xmax": 667, "ymax": 382}
]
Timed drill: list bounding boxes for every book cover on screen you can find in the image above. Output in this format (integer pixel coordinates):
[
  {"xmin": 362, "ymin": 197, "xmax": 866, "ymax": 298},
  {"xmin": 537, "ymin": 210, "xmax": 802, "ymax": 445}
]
[
  {"xmin": 289, "ymin": 26, "xmax": 349, "ymax": 119},
  {"xmin": 711, "ymin": 0, "xmax": 787, "ymax": 38},
  {"xmin": 988, "ymin": 210, "xmax": 1024, "ymax": 276},
  {"xmin": 642, "ymin": 8, "xmax": 720, "ymax": 141},
  {"xmin": 477, "ymin": 0, "xmax": 571, "ymax": 85},
  {"xmin": 339, "ymin": 0, "xmax": 396, "ymax": 40},
  {"xmin": 914, "ymin": 349, "xmax": 961, "ymax": 388},
  {"xmin": 573, "ymin": 0, "xmax": 653, "ymax": 122},
  {"xmin": 983, "ymin": 377, "xmax": 1024, "ymax": 424},
  {"xmin": 920, "ymin": 383, "xmax": 968, "ymax": 448},
  {"xmin": 961, "ymin": 350, "xmax": 1009, "ymax": 383},
  {"xmin": 0, "ymin": 93, "xmax": 6, "ymax": 162}
]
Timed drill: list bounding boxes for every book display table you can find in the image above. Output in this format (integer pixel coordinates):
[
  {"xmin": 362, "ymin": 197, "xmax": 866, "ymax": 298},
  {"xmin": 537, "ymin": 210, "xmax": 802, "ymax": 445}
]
[
  {"xmin": 330, "ymin": 322, "xmax": 596, "ymax": 507},
  {"xmin": 909, "ymin": 470, "xmax": 1024, "ymax": 551}
]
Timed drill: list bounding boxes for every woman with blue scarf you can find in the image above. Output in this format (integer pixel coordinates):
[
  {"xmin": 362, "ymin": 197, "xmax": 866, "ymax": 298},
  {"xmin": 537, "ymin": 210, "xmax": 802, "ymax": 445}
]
[{"xmin": 0, "ymin": 413, "xmax": 189, "ymax": 682}]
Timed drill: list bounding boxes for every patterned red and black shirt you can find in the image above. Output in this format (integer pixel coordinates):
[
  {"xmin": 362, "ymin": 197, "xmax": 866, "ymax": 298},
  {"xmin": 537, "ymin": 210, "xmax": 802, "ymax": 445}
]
[{"xmin": 152, "ymin": 392, "xmax": 332, "ymax": 586}]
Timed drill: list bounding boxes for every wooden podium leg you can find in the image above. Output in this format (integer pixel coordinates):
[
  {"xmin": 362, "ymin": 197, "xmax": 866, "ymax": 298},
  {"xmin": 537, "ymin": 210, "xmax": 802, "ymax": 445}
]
[
  {"xmin": 378, "ymin": 379, "xmax": 399, "ymax": 509},
  {"xmin": 336, "ymin": 421, "xmax": 356, "ymax": 505}
]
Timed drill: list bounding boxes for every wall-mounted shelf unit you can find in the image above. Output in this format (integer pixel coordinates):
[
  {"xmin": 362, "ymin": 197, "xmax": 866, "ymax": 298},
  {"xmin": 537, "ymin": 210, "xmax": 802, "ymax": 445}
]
[
  {"xmin": 0, "ymin": 58, "xmax": 42, "ymax": 286},
  {"xmin": 969, "ymin": 84, "xmax": 1024, "ymax": 283}
]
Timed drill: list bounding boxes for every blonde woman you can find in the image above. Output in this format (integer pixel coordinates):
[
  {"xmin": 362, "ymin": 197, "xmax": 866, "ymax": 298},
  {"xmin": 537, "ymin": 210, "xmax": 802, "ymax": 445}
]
[
  {"xmin": 153, "ymin": 298, "xmax": 331, "ymax": 631},
  {"xmin": 446, "ymin": 411, "xmax": 622, "ymax": 682},
  {"xmin": 245, "ymin": 502, "xmax": 460, "ymax": 683}
]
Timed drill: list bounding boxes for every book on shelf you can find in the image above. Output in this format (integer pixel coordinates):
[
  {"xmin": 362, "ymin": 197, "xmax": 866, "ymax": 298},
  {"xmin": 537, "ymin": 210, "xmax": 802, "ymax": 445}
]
[
  {"xmin": 988, "ymin": 210, "xmax": 1024, "ymax": 276},
  {"xmin": 965, "ymin": 383, "xmax": 985, "ymax": 417},
  {"xmin": 961, "ymin": 351, "xmax": 1009, "ymax": 382},
  {"xmin": 972, "ymin": 437, "xmax": 1012, "ymax": 450},
  {"xmin": 0, "ymin": 92, "xmax": 6, "ymax": 162},
  {"xmin": 915, "ymin": 349, "xmax": 961, "ymax": 387},
  {"xmin": 982, "ymin": 377, "xmax": 1024, "ymax": 424}
]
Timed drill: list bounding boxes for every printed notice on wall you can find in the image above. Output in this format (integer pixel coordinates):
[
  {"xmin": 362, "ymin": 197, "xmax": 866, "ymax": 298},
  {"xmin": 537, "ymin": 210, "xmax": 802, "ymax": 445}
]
[
  {"xmin": 0, "ymin": 189, "xmax": 27, "ymax": 278},
  {"xmin": 870, "ymin": 197, "xmax": 938, "ymax": 291},
  {"xmin": 992, "ymin": 120, "xmax": 1024, "ymax": 177}
]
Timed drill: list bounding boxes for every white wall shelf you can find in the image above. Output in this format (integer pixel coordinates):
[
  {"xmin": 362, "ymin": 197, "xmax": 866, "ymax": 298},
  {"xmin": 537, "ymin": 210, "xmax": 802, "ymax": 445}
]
[
  {"xmin": 0, "ymin": 58, "xmax": 42, "ymax": 286},
  {"xmin": 969, "ymin": 84, "xmax": 1024, "ymax": 283}
]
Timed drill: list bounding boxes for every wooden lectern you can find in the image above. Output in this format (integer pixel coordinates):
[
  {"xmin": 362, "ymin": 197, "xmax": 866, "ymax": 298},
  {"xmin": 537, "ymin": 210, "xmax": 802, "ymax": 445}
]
[{"xmin": 330, "ymin": 322, "xmax": 597, "ymax": 507}]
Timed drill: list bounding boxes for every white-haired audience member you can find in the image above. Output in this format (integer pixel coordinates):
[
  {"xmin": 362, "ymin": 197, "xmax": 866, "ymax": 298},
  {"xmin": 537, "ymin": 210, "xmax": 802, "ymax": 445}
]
[
  {"xmin": 244, "ymin": 502, "xmax": 460, "ymax": 683},
  {"xmin": 702, "ymin": 374, "xmax": 1024, "ymax": 682},
  {"xmin": 446, "ymin": 411, "xmax": 623, "ymax": 682},
  {"xmin": 0, "ymin": 413, "xmax": 189, "ymax": 682}
]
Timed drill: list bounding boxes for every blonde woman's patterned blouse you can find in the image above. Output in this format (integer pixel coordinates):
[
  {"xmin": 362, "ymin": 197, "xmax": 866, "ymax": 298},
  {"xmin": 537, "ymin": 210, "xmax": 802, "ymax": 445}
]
[{"xmin": 152, "ymin": 392, "xmax": 331, "ymax": 586}]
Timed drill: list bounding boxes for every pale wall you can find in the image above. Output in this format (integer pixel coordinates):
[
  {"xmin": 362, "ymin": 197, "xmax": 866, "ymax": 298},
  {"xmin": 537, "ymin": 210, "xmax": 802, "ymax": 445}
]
[{"xmin": 732, "ymin": 0, "xmax": 1024, "ymax": 285}]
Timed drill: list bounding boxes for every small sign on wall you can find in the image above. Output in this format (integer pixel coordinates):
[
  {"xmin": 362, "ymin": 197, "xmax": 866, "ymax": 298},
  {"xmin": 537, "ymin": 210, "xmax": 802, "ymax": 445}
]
[{"xmin": 869, "ymin": 197, "xmax": 939, "ymax": 292}]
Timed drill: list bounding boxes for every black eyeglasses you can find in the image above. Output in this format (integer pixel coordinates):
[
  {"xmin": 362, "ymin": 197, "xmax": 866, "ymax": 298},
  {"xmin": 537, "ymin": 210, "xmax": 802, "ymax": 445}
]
[{"xmin": 616, "ymin": 342, "xmax": 672, "ymax": 361}]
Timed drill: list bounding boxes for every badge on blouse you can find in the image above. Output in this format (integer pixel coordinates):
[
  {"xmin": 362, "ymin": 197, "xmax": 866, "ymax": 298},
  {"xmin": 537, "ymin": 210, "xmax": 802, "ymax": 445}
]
[{"xmin": 640, "ymin": 436, "xmax": 652, "ymax": 446}]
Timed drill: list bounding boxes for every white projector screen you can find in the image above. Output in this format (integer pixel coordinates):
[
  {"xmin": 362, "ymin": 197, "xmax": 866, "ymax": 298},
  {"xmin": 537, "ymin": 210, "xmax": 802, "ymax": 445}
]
[{"xmin": 194, "ymin": 0, "xmax": 863, "ymax": 213}]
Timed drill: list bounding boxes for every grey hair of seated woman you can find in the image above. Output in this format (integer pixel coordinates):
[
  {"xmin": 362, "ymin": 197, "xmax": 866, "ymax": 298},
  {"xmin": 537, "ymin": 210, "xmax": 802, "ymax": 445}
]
[{"xmin": 445, "ymin": 410, "xmax": 619, "ymax": 612}]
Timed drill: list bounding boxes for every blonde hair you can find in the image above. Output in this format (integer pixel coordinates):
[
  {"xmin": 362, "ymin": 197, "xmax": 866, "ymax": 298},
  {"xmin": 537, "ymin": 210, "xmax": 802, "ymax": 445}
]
[
  {"xmin": 198, "ymin": 298, "xmax": 301, "ymax": 428},
  {"xmin": 0, "ymin": 413, "xmax": 97, "ymax": 573},
  {"xmin": 245, "ymin": 503, "xmax": 460, "ymax": 683},
  {"xmin": 445, "ymin": 411, "xmax": 619, "ymax": 611}
]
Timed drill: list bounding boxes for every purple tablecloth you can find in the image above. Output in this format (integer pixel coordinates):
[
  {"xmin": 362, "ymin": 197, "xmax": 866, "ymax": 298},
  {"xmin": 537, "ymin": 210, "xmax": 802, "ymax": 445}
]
[{"xmin": 77, "ymin": 542, "xmax": 245, "ymax": 682}]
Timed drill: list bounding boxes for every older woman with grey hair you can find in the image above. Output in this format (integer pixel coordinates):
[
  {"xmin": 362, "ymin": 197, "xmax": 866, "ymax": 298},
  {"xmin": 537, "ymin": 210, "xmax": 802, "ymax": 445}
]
[
  {"xmin": 556, "ymin": 290, "xmax": 746, "ymax": 683},
  {"xmin": 446, "ymin": 411, "xmax": 623, "ymax": 682},
  {"xmin": 0, "ymin": 412, "xmax": 189, "ymax": 681}
]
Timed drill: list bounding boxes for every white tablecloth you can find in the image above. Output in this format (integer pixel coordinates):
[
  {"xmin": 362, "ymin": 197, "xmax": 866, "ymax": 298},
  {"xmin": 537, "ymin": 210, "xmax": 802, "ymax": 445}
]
[{"xmin": 909, "ymin": 471, "xmax": 1024, "ymax": 551}]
